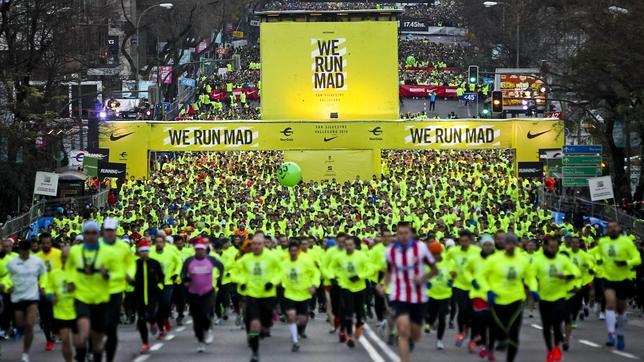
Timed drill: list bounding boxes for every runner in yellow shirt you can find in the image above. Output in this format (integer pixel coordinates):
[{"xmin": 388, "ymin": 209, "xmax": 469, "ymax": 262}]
[
  {"xmin": 595, "ymin": 222, "xmax": 641, "ymax": 350},
  {"xmin": 34, "ymin": 232, "xmax": 61, "ymax": 351},
  {"xmin": 464, "ymin": 234, "xmax": 496, "ymax": 358},
  {"xmin": 425, "ymin": 241, "xmax": 455, "ymax": 350},
  {"xmin": 232, "ymin": 231, "xmax": 282, "ymax": 362},
  {"xmin": 66, "ymin": 220, "xmax": 117, "ymax": 362},
  {"xmin": 280, "ymin": 240, "xmax": 320, "ymax": 352},
  {"xmin": 479, "ymin": 232, "xmax": 537, "ymax": 362},
  {"xmin": 531, "ymin": 235, "xmax": 580, "ymax": 362},
  {"xmin": 445, "ymin": 229, "xmax": 481, "ymax": 347},
  {"xmin": 46, "ymin": 247, "xmax": 75, "ymax": 362}
]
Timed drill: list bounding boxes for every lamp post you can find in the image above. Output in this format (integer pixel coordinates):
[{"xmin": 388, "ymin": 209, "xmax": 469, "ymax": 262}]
[
  {"xmin": 483, "ymin": 1, "xmax": 520, "ymax": 68},
  {"xmin": 135, "ymin": 3, "xmax": 174, "ymax": 92}
]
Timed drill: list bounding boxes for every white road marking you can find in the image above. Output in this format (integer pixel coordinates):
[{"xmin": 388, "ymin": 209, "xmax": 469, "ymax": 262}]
[
  {"xmin": 150, "ymin": 343, "xmax": 164, "ymax": 351},
  {"xmin": 358, "ymin": 336, "xmax": 386, "ymax": 362},
  {"xmin": 363, "ymin": 323, "xmax": 401, "ymax": 362},
  {"xmin": 578, "ymin": 339, "xmax": 601, "ymax": 348},
  {"xmin": 186, "ymin": 319, "xmax": 193, "ymax": 325},
  {"xmin": 629, "ymin": 319, "xmax": 644, "ymax": 328},
  {"xmin": 176, "ymin": 326, "xmax": 186, "ymax": 332},
  {"xmin": 530, "ymin": 324, "xmax": 543, "ymax": 330},
  {"xmin": 613, "ymin": 351, "xmax": 640, "ymax": 359},
  {"xmin": 132, "ymin": 355, "xmax": 150, "ymax": 362},
  {"xmin": 164, "ymin": 334, "xmax": 175, "ymax": 341}
]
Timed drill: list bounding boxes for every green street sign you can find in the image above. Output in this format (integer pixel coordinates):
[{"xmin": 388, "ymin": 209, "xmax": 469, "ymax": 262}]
[
  {"xmin": 562, "ymin": 178, "xmax": 590, "ymax": 187},
  {"xmin": 562, "ymin": 156, "xmax": 602, "ymax": 165},
  {"xmin": 563, "ymin": 166, "xmax": 602, "ymax": 177},
  {"xmin": 546, "ymin": 159, "xmax": 562, "ymax": 177}
]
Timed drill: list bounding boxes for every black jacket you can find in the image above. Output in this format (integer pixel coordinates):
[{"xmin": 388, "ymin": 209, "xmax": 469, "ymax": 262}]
[{"xmin": 132, "ymin": 258, "xmax": 164, "ymax": 304}]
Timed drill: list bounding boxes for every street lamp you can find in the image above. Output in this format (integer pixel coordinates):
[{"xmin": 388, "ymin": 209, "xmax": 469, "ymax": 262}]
[
  {"xmin": 483, "ymin": 1, "xmax": 520, "ymax": 68},
  {"xmin": 135, "ymin": 3, "xmax": 174, "ymax": 93}
]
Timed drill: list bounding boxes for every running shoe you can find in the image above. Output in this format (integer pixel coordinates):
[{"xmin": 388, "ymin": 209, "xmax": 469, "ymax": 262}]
[
  {"xmin": 346, "ymin": 337, "xmax": 355, "ymax": 348},
  {"xmin": 455, "ymin": 333, "xmax": 465, "ymax": 347},
  {"xmin": 468, "ymin": 339, "xmax": 478, "ymax": 354},
  {"xmin": 205, "ymin": 330, "xmax": 214, "ymax": 344},
  {"xmin": 616, "ymin": 335, "xmax": 625, "ymax": 351},
  {"xmin": 45, "ymin": 341, "xmax": 54, "ymax": 351},
  {"xmin": 387, "ymin": 333, "xmax": 395, "ymax": 346},
  {"xmin": 551, "ymin": 346, "xmax": 562, "ymax": 361},
  {"xmin": 339, "ymin": 332, "xmax": 347, "ymax": 343},
  {"xmin": 424, "ymin": 324, "xmax": 430, "ymax": 334},
  {"xmin": 599, "ymin": 312, "xmax": 605, "ymax": 320},
  {"xmin": 479, "ymin": 347, "xmax": 488, "ymax": 359},
  {"xmin": 354, "ymin": 325, "xmax": 363, "ymax": 338},
  {"xmin": 291, "ymin": 343, "xmax": 300, "ymax": 352},
  {"xmin": 150, "ymin": 323, "xmax": 158, "ymax": 336},
  {"xmin": 250, "ymin": 352, "xmax": 260, "ymax": 362},
  {"xmin": 197, "ymin": 343, "xmax": 206, "ymax": 353},
  {"xmin": 546, "ymin": 350, "xmax": 554, "ymax": 362},
  {"xmin": 606, "ymin": 333, "xmax": 615, "ymax": 347},
  {"xmin": 436, "ymin": 340, "xmax": 444, "ymax": 350},
  {"xmin": 140, "ymin": 344, "xmax": 149, "ymax": 354}
]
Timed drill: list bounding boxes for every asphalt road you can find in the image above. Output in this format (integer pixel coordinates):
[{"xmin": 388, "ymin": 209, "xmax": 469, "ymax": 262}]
[
  {"xmin": 2, "ymin": 307, "xmax": 643, "ymax": 362},
  {"xmin": 400, "ymin": 98, "xmax": 480, "ymax": 119}
]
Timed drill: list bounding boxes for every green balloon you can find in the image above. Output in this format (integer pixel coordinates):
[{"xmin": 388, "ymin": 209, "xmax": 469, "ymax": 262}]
[{"xmin": 277, "ymin": 162, "xmax": 302, "ymax": 187}]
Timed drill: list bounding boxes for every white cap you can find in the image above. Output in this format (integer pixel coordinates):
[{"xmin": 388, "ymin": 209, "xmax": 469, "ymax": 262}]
[
  {"xmin": 165, "ymin": 236, "xmax": 174, "ymax": 244},
  {"xmin": 444, "ymin": 238, "xmax": 456, "ymax": 249},
  {"xmin": 103, "ymin": 218, "xmax": 118, "ymax": 230},
  {"xmin": 479, "ymin": 234, "xmax": 494, "ymax": 247},
  {"xmin": 75, "ymin": 235, "xmax": 83, "ymax": 241},
  {"xmin": 83, "ymin": 220, "xmax": 100, "ymax": 233}
]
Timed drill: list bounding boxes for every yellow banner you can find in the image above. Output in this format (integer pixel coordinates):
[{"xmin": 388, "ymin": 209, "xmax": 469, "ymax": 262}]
[
  {"xmin": 98, "ymin": 122, "xmax": 149, "ymax": 179},
  {"xmin": 145, "ymin": 121, "xmax": 517, "ymax": 151},
  {"xmin": 513, "ymin": 119, "xmax": 565, "ymax": 163},
  {"xmin": 260, "ymin": 21, "xmax": 399, "ymax": 120},
  {"xmin": 284, "ymin": 150, "xmax": 380, "ymax": 182},
  {"xmin": 99, "ymin": 119, "xmax": 564, "ymax": 178}
]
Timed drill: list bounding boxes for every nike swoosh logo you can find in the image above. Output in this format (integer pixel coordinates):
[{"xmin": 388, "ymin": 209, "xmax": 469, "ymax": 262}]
[
  {"xmin": 324, "ymin": 136, "xmax": 337, "ymax": 142},
  {"xmin": 110, "ymin": 132, "xmax": 134, "ymax": 141},
  {"xmin": 527, "ymin": 130, "xmax": 551, "ymax": 139}
]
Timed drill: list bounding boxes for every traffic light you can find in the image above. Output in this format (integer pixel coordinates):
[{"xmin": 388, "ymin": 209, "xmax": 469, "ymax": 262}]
[
  {"xmin": 468, "ymin": 65, "xmax": 479, "ymax": 85},
  {"xmin": 492, "ymin": 91, "xmax": 503, "ymax": 112}
]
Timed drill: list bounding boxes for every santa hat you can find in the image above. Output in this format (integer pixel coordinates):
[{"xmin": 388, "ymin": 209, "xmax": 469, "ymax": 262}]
[
  {"xmin": 138, "ymin": 240, "xmax": 151, "ymax": 252},
  {"xmin": 194, "ymin": 237, "xmax": 207, "ymax": 250}
]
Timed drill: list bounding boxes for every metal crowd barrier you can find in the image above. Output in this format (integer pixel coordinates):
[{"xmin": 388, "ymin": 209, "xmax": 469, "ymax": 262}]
[{"xmin": 0, "ymin": 190, "xmax": 109, "ymax": 238}]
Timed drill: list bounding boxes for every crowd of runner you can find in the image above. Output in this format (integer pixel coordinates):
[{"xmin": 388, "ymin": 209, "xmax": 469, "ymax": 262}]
[
  {"xmin": 399, "ymin": 41, "xmax": 469, "ymax": 69},
  {"xmin": 401, "ymin": 1, "xmax": 464, "ymax": 27},
  {"xmin": 1, "ymin": 150, "xmax": 641, "ymax": 362},
  {"xmin": 260, "ymin": 1, "xmax": 396, "ymax": 11}
]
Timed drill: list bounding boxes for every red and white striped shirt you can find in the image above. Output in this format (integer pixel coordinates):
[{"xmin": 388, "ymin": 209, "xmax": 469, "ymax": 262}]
[{"xmin": 385, "ymin": 241, "xmax": 435, "ymax": 304}]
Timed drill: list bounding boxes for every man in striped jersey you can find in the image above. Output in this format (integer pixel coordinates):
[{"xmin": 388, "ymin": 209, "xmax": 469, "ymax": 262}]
[{"xmin": 377, "ymin": 221, "xmax": 437, "ymax": 362}]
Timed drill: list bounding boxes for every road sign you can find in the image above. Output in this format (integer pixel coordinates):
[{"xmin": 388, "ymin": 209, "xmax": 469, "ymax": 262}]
[
  {"xmin": 563, "ymin": 145, "xmax": 602, "ymax": 154},
  {"xmin": 563, "ymin": 166, "xmax": 602, "ymax": 177},
  {"xmin": 463, "ymin": 92, "xmax": 478, "ymax": 102},
  {"xmin": 562, "ymin": 155, "xmax": 602, "ymax": 165},
  {"xmin": 546, "ymin": 158, "xmax": 562, "ymax": 177},
  {"xmin": 562, "ymin": 178, "xmax": 589, "ymax": 187},
  {"xmin": 588, "ymin": 176, "xmax": 614, "ymax": 201}
]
